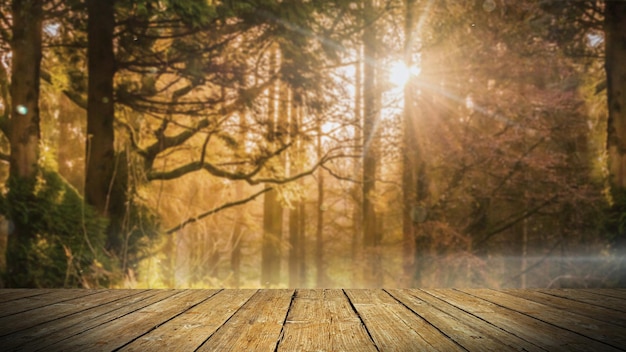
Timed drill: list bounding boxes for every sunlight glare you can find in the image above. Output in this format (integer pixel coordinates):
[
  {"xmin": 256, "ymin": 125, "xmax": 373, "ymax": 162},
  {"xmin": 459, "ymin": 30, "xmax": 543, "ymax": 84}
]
[{"xmin": 388, "ymin": 61, "xmax": 421, "ymax": 87}]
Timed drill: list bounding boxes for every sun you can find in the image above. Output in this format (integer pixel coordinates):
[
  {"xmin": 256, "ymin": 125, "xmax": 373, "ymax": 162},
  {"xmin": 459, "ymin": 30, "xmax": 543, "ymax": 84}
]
[{"xmin": 388, "ymin": 61, "xmax": 421, "ymax": 87}]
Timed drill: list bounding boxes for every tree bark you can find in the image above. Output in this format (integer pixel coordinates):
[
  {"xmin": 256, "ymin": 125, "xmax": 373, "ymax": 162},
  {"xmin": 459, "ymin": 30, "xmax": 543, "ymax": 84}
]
[
  {"xmin": 86, "ymin": 0, "xmax": 122, "ymax": 253},
  {"xmin": 288, "ymin": 197, "xmax": 301, "ymax": 288},
  {"xmin": 230, "ymin": 181, "xmax": 243, "ymax": 288},
  {"xmin": 605, "ymin": 2, "xmax": 626, "ymax": 286},
  {"xmin": 298, "ymin": 201, "xmax": 307, "ymax": 286},
  {"xmin": 261, "ymin": 48, "xmax": 283, "ymax": 287},
  {"xmin": 261, "ymin": 166, "xmax": 283, "ymax": 288},
  {"xmin": 407, "ymin": 2, "xmax": 432, "ymax": 288},
  {"xmin": 352, "ymin": 45, "xmax": 363, "ymax": 285},
  {"xmin": 362, "ymin": 0, "xmax": 382, "ymax": 288},
  {"xmin": 315, "ymin": 118, "xmax": 325, "ymax": 288},
  {"xmin": 289, "ymin": 101, "xmax": 303, "ymax": 288},
  {"xmin": 402, "ymin": 0, "xmax": 418, "ymax": 285},
  {"xmin": 606, "ymin": 2, "xmax": 626, "ymax": 192},
  {"xmin": 5, "ymin": 0, "xmax": 43, "ymax": 287}
]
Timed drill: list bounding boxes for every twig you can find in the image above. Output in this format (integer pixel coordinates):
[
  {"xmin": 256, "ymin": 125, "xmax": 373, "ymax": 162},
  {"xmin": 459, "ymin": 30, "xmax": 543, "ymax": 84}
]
[
  {"xmin": 165, "ymin": 187, "xmax": 272, "ymax": 234},
  {"xmin": 503, "ymin": 238, "xmax": 563, "ymax": 286}
]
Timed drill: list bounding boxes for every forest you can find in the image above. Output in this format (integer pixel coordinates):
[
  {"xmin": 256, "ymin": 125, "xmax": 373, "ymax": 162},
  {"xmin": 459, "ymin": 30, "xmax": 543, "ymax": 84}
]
[{"xmin": 0, "ymin": 0, "xmax": 625, "ymax": 289}]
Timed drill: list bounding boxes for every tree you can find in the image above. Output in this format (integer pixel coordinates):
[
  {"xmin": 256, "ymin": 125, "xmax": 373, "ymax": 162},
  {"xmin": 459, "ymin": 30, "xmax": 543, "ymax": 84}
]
[
  {"xmin": 361, "ymin": 0, "xmax": 383, "ymax": 287},
  {"xmin": 0, "ymin": 0, "xmax": 108, "ymax": 288},
  {"xmin": 288, "ymin": 100, "xmax": 305, "ymax": 288},
  {"xmin": 343, "ymin": 0, "xmax": 609, "ymax": 288},
  {"xmin": 119, "ymin": 1, "xmax": 353, "ymax": 287},
  {"xmin": 604, "ymin": 1, "xmax": 626, "ymax": 286},
  {"xmin": 261, "ymin": 47, "xmax": 283, "ymax": 288},
  {"xmin": 534, "ymin": 0, "xmax": 626, "ymax": 287},
  {"xmin": 85, "ymin": 0, "xmax": 118, "ymax": 245},
  {"xmin": 401, "ymin": 0, "xmax": 422, "ymax": 284},
  {"xmin": 315, "ymin": 114, "xmax": 326, "ymax": 288},
  {"xmin": 3, "ymin": 0, "xmax": 44, "ymax": 287},
  {"xmin": 39, "ymin": 0, "xmax": 348, "ymax": 283}
]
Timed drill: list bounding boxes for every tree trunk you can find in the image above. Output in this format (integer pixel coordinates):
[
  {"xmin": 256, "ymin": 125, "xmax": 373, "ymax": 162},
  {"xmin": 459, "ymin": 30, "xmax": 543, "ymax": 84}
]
[
  {"xmin": 261, "ymin": 168, "xmax": 283, "ymax": 288},
  {"xmin": 289, "ymin": 101, "xmax": 303, "ymax": 288},
  {"xmin": 402, "ymin": 0, "xmax": 418, "ymax": 285},
  {"xmin": 352, "ymin": 45, "xmax": 363, "ymax": 286},
  {"xmin": 288, "ymin": 196, "xmax": 301, "ymax": 287},
  {"xmin": 5, "ymin": 0, "xmax": 43, "ymax": 287},
  {"xmin": 605, "ymin": 2, "xmax": 626, "ymax": 286},
  {"xmin": 261, "ymin": 48, "xmax": 283, "ymax": 287},
  {"xmin": 86, "ymin": 0, "xmax": 122, "ymax": 253},
  {"xmin": 315, "ymin": 119, "xmax": 325, "ymax": 288},
  {"xmin": 362, "ymin": 0, "xmax": 382, "ymax": 288},
  {"xmin": 298, "ymin": 201, "xmax": 307, "ymax": 287},
  {"xmin": 230, "ymin": 176, "xmax": 244, "ymax": 289}
]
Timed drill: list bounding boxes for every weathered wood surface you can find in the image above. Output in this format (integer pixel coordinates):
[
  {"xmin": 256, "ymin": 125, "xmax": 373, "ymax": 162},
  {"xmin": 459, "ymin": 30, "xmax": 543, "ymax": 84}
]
[{"xmin": 0, "ymin": 289, "xmax": 624, "ymax": 351}]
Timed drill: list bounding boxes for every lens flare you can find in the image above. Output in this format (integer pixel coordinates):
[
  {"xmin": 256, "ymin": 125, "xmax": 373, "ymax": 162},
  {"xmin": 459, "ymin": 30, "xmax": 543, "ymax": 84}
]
[
  {"xmin": 16, "ymin": 105, "xmax": 28, "ymax": 115},
  {"xmin": 483, "ymin": 0, "xmax": 496, "ymax": 12},
  {"xmin": 388, "ymin": 61, "xmax": 421, "ymax": 87}
]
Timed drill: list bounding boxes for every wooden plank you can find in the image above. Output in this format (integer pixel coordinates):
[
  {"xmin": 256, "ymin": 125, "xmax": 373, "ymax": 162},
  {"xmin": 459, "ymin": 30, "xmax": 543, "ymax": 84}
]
[
  {"xmin": 463, "ymin": 289, "xmax": 626, "ymax": 351},
  {"xmin": 277, "ymin": 289, "xmax": 377, "ymax": 352},
  {"xmin": 42, "ymin": 289, "xmax": 217, "ymax": 351},
  {"xmin": 502, "ymin": 289, "xmax": 626, "ymax": 328},
  {"xmin": 426, "ymin": 289, "xmax": 621, "ymax": 352},
  {"xmin": 0, "ymin": 289, "xmax": 103, "ymax": 318},
  {"xmin": 282, "ymin": 289, "xmax": 359, "ymax": 323},
  {"xmin": 537, "ymin": 289, "xmax": 626, "ymax": 313},
  {"xmin": 0, "ymin": 288, "xmax": 623, "ymax": 351},
  {"xmin": 345, "ymin": 289, "xmax": 463, "ymax": 351},
  {"xmin": 387, "ymin": 289, "xmax": 544, "ymax": 352},
  {"xmin": 578, "ymin": 288, "xmax": 626, "ymax": 300},
  {"xmin": 8, "ymin": 290, "xmax": 179, "ymax": 351},
  {"xmin": 196, "ymin": 289, "xmax": 293, "ymax": 351},
  {"xmin": 0, "ymin": 289, "xmax": 146, "ymax": 336},
  {"xmin": 119, "ymin": 290, "xmax": 255, "ymax": 351},
  {"xmin": 0, "ymin": 289, "xmax": 55, "ymax": 302}
]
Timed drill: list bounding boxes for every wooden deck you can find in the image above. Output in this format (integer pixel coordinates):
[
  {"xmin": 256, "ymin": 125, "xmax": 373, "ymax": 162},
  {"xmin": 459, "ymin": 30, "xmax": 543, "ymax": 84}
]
[{"xmin": 0, "ymin": 289, "xmax": 625, "ymax": 351}]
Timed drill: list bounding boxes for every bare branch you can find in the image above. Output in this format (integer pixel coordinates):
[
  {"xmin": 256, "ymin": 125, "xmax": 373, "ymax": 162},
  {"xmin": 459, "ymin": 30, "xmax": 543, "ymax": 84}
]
[
  {"xmin": 165, "ymin": 187, "xmax": 272, "ymax": 234},
  {"xmin": 144, "ymin": 118, "xmax": 210, "ymax": 165},
  {"xmin": 502, "ymin": 238, "xmax": 563, "ymax": 286},
  {"xmin": 146, "ymin": 142, "xmax": 292, "ymax": 182},
  {"xmin": 321, "ymin": 163, "xmax": 361, "ymax": 183},
  {"xmin": 491, "ymin": 137, "xmax": 546, "ymax": 197},
  {"xmin": 143, "ymin": 77, "xmax": 277, "ymax": 165},
  {"xmin": 114, "ymin": 119, "xmax": 147, "ymax": 157},
  {"xmin": 247, "ymin": 150, "xmax": 353, "ymax": 185},
  {"xmin": 472, "ymin": 195, "xmax": 558, "ymax": 251}
]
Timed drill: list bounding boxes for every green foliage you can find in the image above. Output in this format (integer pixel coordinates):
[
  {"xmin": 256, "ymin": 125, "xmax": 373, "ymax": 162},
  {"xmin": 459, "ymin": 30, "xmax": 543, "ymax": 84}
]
[
  {"xmin": 604, "ymin": 190, "xmax": 626, "ymax": 241},
  {"xmin": 117, "ymin": 0, "xmax": 217, "ymax": 28},
  {"xmin": 1, "ymin": 168, "xmax": 110, "ymax": 287},
  {"xmin": 104, "ymin": 151, "xmax": 161, "ymax": 274},
  {"xmin": 166, "ymin": 0, "xmax": 217, "ymax": 27},
  {"xmin": 108, "ymin": 194, "xmax": 161, "ymax": 272},
  {"xmin": 602, "ymin": 189, "xmax": 626, "ymax": 287}
]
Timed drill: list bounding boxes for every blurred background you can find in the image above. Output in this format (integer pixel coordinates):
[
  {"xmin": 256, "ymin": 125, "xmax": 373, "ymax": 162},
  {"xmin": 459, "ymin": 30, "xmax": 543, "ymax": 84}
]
[{"xmin": 0, "ymin": 0, "xmax": 624, "ymax": 289}]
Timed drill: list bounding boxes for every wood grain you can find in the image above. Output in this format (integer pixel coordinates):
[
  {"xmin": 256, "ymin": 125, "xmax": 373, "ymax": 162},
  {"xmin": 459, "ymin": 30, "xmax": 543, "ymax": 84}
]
[
  {"xmin": 120, "ymin": 289, "xmax": 254, "ymax": 351},
  {"xmin": 0, "ymin": 288, "xmax": 624, "ymax": 352},
  {"xmin": 387, "ymin": 289, "xmax": 543, "ymax": 352},
  {"xmin": 197, "ymin": 289, "xmax": 293, "ymax": 351},
  {"xmin": 0, "ymin": 289, "xmax": 102, "ymax": 318},
  {"xmin": 461, "ymin": 289, "xmax": 626, "ymax": 351},
  {"xmin": 277, "ymin": 289, "xmax": 377, "ymax": 352},
  {"xmin": 537, "ymin": 288, "xmax": 626, "ymax": 312},
  {"xmin": 426, "ymin": 289, "xmax": 620, "ymax": 352}
]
